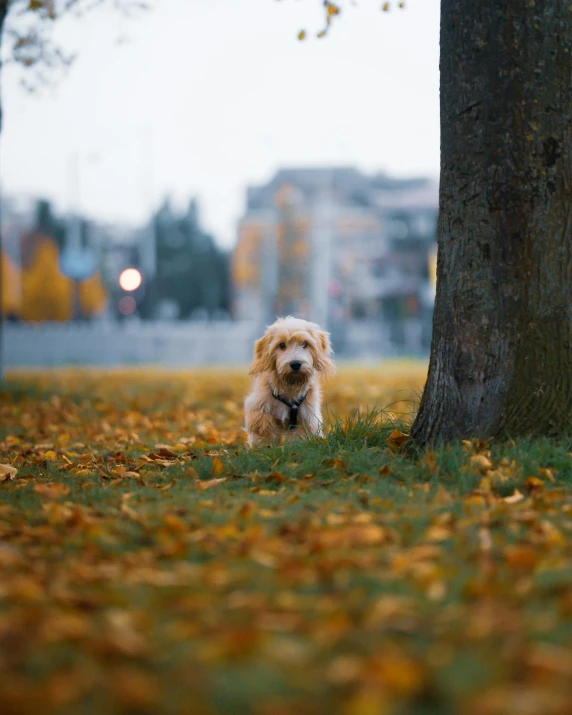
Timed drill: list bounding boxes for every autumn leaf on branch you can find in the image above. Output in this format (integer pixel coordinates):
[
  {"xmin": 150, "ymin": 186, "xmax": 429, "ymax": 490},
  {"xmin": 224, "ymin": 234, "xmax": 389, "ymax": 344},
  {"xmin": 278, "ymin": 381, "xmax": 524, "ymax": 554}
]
[{"xmin": 297, "ymin": 0, "xmax": 406, "ymax": 41}]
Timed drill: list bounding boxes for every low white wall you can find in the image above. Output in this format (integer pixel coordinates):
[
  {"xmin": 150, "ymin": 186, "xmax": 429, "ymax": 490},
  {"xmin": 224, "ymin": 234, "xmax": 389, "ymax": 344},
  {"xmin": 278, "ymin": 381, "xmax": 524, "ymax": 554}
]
[
  {"xmin": 3, "ymin": 319, "xmax": 428, "ymax": 368},
  {"xmin": 3, "ymin": 321, "xmax": 259, "ymax": 368}
]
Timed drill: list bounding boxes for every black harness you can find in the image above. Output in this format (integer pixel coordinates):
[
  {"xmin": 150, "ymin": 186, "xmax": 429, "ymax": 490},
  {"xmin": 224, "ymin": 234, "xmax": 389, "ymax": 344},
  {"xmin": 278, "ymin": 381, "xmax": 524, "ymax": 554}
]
[{"xmin": 270, "ymin": 387, "xmax": 309, "ymax": 430}]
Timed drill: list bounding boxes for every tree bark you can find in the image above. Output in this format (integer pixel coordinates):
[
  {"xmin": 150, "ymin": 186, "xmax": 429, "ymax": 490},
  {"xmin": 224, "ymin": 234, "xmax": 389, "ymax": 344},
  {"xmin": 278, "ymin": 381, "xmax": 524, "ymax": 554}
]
[{"xmin": 410, "ymin": 0, "xmax": 572, "ymax": 445}]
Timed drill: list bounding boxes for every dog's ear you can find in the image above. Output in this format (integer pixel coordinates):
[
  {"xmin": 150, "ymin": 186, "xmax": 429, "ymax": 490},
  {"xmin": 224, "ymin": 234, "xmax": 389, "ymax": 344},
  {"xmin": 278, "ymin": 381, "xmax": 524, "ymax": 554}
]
[
  {"xmin": 313, "ymin": 329, "xmax": 336, "ymax": 379},
  {"xmin": 249, "ymin": 332, "xmax": 275, "ymax": 376}
]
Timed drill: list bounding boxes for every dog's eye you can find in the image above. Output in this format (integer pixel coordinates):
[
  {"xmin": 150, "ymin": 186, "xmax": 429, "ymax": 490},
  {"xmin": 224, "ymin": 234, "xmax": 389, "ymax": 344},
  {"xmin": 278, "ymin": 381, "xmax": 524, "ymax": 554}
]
[
  {"xmin": 279, "ymin": 342, "xmax": 286, "ymax": 350},
  {"xmin": 301, "ymin": 341, "xmax": 308, "ymax": 348}
]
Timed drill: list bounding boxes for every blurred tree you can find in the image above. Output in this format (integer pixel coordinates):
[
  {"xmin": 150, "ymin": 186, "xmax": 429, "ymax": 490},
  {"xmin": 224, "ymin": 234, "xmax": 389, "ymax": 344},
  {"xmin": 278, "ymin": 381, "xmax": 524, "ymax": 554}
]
[
  {"xmin": 21, "ymin": 236, "xmax": 73, "ymax": 321},
  {"xmin": 0, "ymin": 248, "xmax": 19, "ymax": 318},
  {"xmin": 79, "ymin": 271, "xmax": 108, "ymax": 317},
  {"xmin": 34, "ymin": 199, "xmax": 66, "ymax": 249},
  {"xmin": 141, "ymin": 198, "xmax": 231, "ymax": 320}
]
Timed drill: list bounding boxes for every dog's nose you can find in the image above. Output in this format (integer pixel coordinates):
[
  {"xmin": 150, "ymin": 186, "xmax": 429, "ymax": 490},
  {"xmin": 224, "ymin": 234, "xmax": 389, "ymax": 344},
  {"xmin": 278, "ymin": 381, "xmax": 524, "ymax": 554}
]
[{"xmin": 290, "ymin": 360, "xmax": 302, "ymax": 372}]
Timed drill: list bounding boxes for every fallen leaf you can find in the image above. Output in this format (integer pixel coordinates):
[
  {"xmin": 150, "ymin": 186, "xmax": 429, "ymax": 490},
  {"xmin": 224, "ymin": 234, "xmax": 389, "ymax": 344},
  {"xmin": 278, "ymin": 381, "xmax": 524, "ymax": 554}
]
[
  {"xmin": 157, "ymin": 447, "xmax": 178, "ymax": 459},
  {"xmin": 212, "ymin": 457, "xmax": 225, "ymax": 475},
  {"xmin": 470, "ymin": 454, "xmax": 493, "ymax": 473},
  {"xmin": 525, "ymin": 477, "xmax": 544, "ymax": 494},
  {"xmin": 504, "ymin": 545, "xmax": 540, "ymax": 571},
  {"xmin": 0, "ymin": 463, "xmax": 18, "ymax": 482},
  {"xmin": 34, "ymin": 482, "xmax": 71, "ymax": 499},
  {"xmin": 385, "ymin": 429, "xmax": 410, "ymax": 451},
  {"xmin": 196, "ymin": 477, "xmax": 227, "ymax": 491},
  {"xmin": 538, "ymin": 467, "xmax": 556, "ymax": 483},
  {"xmin": 503, "ymin": 489, "xmax": 525, "ymax": 504}
]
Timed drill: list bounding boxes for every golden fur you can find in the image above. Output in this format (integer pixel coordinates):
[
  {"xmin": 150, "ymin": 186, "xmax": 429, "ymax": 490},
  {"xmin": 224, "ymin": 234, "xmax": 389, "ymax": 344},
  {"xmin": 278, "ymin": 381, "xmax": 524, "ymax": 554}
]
[{"xmin": 244, "ymin": 316, "xmax": 335, "ymax": 447}]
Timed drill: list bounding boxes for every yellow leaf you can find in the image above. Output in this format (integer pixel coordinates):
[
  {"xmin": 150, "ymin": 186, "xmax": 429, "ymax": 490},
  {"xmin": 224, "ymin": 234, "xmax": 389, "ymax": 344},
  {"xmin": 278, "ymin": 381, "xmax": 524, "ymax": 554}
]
[
  {"xmin": 34, "ymin": 482, "xmax": 70, "ymax": 499},
  {"xmin": 420, "ymin": 450, "xmax": 439, "ymax": 473},
  {"xmin": 470, "ymin": 453, "xmax": 493, "ymax": 473},
  {"xmin": 196, "ymin": 477, "xmax": 227, "ymax": 491},
  {"xmin": 425, "ymin": 524, "xmax": 454, "ymax": 542},
  {"xmin": 385, "ymin": 429, "xmax": 409, "ymax": 451},
  {"xmin": 434, "ymin": 485, "xmax": 454, "ymax": 505},
  {"xmin": 538, "ymin": 467, "xmax": 556, "ymax": 483},
  {"xmin": 118, "ymin": 471, "xmax": 142, "ymax": 479},
  {"xmin": 212, "ymin": 457, "xmax": 225, "ymax": 475},
  {"xmin": 538, "ymin": 520, "xmax": 566, "ymax": 546},
  {"xmin": 382, "ymin": 2, "xmax": 390, "ymax": 10},
  {"xmin": 297, "ymin": 30, "xmax": 306, "ymax": 41},
  {"xmin": 187, "ymin": 466, "xmax": 199, "ymax": 479},
  {"xmin": 463, "ymin": 493, "xmax": 488, "ymax": 510},
  {"xmin": 503, "ymin": 489, "xmax": 525, "ymax": 504}
]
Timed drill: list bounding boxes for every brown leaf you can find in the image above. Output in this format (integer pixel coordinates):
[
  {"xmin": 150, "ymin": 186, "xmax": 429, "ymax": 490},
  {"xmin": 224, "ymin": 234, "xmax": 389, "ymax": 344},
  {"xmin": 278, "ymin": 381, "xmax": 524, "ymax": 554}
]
[
  {"xmin": 525, "ymin": 477, "xmax": 544, "ymax": 494},
  {"xmin": 434, "ymin": 485, "xmax": 454, "ymax": 504},
  {"xmin": 196, "ymin": 477, "xmax": 227, "ymax": 491},
  {"xmin": 385, "ymin": 429, "xmax": 410, "ymax": 451},
  {"xmin": 156, "ymin": 447, "xmax": 178, "ymax": 459},
  {"xmin": 34, "ymin": 482, "xmax": 71, "ymax": 499},
  {"xmin": 504, "ymin": 544, "xmax": 540, "ymax": 571},
  {"xmin": 187, "ymin": 466, "xmax": 200, "ymax": 479},
  {"xmin": 420, "ymin": 451, "xmax": 440, "ymax": 473}
]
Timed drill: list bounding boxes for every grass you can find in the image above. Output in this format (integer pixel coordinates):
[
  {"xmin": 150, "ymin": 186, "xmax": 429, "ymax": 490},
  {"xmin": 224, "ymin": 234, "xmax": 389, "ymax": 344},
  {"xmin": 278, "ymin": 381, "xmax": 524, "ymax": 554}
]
[{"xmin": 1, "ymin": 365, "xmax": 572, "ymax": 715}]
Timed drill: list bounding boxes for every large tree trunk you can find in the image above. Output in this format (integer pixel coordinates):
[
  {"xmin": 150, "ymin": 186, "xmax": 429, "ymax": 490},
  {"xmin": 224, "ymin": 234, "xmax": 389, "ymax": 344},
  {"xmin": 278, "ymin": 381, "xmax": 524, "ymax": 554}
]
[{"xmin": 410, "ymin": 0, "xmax": 572, "ymax": 445}]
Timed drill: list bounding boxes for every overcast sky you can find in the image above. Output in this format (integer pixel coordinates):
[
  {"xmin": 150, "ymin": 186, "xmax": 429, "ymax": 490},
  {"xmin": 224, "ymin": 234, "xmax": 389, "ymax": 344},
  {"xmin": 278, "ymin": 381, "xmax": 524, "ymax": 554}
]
[{"xmin": 2, "ymin": 0, "xmax": 440, "ymax": 248}]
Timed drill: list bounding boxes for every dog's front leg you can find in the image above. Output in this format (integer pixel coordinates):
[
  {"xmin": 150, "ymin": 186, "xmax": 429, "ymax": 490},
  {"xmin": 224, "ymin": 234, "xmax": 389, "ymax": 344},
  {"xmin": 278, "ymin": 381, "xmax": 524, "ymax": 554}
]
[
  {"xmin": 246, "ymin": 410, "xmax": 283, "ymax": 447},
  {"xmin": 302, "ymin": 407, "xmax": 323, "ymax": 437}
]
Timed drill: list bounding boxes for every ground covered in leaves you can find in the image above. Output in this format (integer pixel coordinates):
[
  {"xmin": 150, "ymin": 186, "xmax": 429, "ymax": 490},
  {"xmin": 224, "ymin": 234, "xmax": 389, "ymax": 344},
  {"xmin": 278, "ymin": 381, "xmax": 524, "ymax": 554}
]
[{"xmin": 2, "ymin": 365, "xmax": 572, "ymax": 715}]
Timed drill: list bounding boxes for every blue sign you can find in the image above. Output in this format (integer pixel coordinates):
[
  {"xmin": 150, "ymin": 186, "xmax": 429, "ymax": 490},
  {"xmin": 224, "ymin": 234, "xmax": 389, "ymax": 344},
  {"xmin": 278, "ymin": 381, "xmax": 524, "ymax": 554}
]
[{"xmin": 59, "ymin": 249, "xmax": 97, "ymax": 282}]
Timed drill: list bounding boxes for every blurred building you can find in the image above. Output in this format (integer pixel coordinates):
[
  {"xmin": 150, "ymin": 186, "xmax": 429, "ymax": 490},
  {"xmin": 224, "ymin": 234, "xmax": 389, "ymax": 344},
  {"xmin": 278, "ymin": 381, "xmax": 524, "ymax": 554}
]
[
  {"xmin": 232, "ymin": 167, "xmax": 438, "ymax": 351},
  {"xmin": 1, "ymin": 193, "xmax": 232, "ymax": 324}
]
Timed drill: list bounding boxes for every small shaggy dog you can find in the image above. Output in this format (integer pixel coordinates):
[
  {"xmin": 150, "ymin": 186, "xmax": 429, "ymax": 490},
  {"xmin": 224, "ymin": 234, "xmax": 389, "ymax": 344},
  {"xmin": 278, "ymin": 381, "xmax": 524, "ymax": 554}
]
[{"xmin": 244, "ymin": 316, "xmax": 335, "ymax": 446}]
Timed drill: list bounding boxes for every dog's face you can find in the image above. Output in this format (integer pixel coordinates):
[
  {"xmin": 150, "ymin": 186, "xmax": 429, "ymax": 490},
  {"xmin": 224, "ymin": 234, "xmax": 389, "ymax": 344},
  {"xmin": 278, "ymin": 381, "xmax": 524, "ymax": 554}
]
[{"xmin": 249, "ymin": 317, "xmax": 335, "ymax": 384}]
